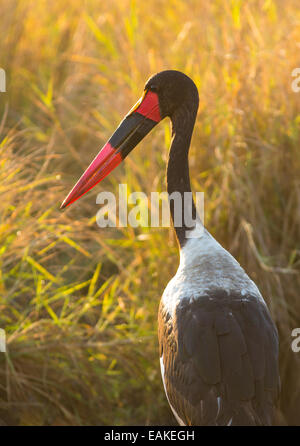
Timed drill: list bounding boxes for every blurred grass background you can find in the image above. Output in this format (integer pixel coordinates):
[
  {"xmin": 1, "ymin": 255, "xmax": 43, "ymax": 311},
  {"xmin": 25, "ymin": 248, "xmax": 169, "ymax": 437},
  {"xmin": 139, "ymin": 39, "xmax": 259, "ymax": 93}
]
[{"xmin": 0, "ymin": 0, "xmax": 299, "ymax": 425}]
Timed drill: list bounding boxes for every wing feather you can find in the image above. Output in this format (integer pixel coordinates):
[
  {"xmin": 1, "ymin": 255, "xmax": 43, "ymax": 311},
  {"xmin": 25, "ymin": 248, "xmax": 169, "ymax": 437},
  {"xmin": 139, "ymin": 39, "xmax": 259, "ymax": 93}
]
[{"xmin": 158, "ymin": 289, "xmax": 280, "ymax": 426}]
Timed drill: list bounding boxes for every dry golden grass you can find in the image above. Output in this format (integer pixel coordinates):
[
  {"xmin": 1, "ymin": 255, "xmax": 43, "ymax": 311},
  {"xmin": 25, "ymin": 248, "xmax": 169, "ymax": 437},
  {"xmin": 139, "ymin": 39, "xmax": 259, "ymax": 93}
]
[{"xmin": 0, "ymin": 0, "xmax": 299, "ymax": 425}]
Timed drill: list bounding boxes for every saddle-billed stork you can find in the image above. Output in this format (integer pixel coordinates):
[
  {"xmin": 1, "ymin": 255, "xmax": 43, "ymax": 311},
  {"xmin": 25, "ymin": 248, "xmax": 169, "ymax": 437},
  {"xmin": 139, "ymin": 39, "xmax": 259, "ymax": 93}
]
[{"xmin": 61, "ymin": 70, "xmax": 280, "ymax": 426}]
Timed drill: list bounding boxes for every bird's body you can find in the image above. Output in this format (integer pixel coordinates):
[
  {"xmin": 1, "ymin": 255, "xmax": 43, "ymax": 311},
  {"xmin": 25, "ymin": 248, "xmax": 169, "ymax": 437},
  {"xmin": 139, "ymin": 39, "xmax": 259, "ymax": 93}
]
[
  {"xmin": 61, "ymin": 70, "xmax": 280, "ymax": 426},
  {"xmin": 158, "ymin": 226, "xmax": 279, "ymax": 425}
]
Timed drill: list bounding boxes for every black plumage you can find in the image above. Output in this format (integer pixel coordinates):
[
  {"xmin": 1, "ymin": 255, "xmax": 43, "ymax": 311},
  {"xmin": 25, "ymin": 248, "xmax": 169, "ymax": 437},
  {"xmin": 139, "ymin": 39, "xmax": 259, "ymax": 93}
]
[{"xmin": 158, "ymin": 289, "xmax": 280, "ymax": 426}]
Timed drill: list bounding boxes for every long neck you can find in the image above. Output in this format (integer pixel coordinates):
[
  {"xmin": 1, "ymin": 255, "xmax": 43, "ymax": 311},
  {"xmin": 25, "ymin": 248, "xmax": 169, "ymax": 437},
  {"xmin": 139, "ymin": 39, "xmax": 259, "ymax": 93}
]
[{"xmin": 167, "ymin": 103, "xmax": 198, "ymax": 247}]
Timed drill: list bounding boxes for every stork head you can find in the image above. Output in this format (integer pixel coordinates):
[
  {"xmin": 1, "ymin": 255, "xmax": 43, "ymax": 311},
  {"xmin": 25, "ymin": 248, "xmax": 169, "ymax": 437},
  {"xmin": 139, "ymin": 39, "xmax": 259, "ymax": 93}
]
[{"xmin": 60, "ymin": 70, "xmax": 198, "ymax": 209}]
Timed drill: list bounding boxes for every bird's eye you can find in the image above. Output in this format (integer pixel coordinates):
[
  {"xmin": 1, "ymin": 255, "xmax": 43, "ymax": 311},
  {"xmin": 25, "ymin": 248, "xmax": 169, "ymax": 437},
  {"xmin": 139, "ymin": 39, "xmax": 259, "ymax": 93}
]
[{"xmin": 149, "ymin": 85, "xmax": 158, "ymax": 92}]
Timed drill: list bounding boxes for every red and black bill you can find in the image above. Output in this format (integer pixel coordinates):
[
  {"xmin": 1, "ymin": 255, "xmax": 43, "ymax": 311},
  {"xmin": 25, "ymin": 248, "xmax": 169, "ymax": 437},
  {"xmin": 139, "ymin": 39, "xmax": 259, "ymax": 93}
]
[{"xmin": 60, "ymin": 90, "xmax": 161, "ymax": 209}]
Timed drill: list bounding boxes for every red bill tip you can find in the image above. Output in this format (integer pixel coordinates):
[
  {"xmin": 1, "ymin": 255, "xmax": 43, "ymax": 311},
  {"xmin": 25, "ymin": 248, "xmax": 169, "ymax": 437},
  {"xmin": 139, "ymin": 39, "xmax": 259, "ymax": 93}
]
[{"xmin": 60, "ymin": 142, "xmax": 122, "ymax": 209}]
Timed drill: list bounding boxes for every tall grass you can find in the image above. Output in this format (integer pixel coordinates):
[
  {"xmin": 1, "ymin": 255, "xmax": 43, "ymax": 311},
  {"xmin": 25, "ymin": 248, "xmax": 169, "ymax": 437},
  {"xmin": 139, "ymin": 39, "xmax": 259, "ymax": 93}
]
[{"xmin": 0, "ymin": 0, "xmax": 299, "ymax": 425}]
